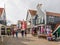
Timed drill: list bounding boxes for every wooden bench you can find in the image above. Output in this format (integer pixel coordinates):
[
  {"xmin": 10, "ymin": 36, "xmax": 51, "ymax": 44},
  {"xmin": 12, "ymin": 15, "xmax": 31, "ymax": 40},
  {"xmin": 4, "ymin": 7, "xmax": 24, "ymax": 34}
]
[{"xmin": 38, "ymin": 34, "xmax": 47, "ymax": 39}]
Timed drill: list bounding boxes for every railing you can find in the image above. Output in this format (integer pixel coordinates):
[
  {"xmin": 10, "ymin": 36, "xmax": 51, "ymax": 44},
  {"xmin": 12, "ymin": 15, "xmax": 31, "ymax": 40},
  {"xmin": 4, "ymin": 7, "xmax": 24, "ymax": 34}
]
[{"xmin": 52, "ymin": 25, "xmax": 60, "ymax": 35}]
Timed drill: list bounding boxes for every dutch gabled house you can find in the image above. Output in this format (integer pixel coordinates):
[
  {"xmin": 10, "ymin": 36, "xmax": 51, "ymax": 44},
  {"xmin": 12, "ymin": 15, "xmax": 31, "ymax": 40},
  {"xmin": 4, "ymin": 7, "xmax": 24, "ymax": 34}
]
[
  {"xmin": 0, "ymin": 8, "xmax": 6, "ymax": 25},
  {"xmin": 26, "ymin": 9, "xmax": 37, "ymax": 28}
]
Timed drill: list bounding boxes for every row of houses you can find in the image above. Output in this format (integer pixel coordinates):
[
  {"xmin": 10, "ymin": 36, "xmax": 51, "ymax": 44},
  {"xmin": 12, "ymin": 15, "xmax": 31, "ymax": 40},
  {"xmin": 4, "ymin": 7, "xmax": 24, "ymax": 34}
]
[
  {"xmin": 15, "ymin": 4, "xmax": 60, "ymax": 35},
  {"xmin": 26, "ymin": 4, "xmax": 60, "ymax": 33}
]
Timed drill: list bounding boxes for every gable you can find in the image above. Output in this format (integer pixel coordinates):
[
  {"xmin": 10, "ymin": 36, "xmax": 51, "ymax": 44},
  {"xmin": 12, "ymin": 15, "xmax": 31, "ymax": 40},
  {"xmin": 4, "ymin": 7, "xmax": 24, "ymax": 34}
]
[
  {"xmin": 29, "ymin": 10, "xmax": 37, "ymax": 16},
  {"xmin": 26, "ymin": 11, "xmax": 31, "ymax": 21},
  {"xmin": 0, "ymin": 8, "xmax": 4, "ymax": 17}
]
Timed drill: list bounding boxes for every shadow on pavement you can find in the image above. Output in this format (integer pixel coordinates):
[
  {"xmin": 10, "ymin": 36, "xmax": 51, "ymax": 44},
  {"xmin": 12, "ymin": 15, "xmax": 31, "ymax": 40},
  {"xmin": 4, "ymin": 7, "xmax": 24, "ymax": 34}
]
[
  {"xmin": 3, "ymin": 36, "xmax": 35, "ymax": 45},
  {"xmin": 17, "ymin": 37, "xmax": 35, "ymax": 42}
]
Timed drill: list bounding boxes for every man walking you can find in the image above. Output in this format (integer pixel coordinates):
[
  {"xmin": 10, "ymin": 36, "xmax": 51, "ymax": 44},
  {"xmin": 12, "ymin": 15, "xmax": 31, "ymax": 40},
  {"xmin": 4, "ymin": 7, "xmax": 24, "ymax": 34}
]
[
  {"xmin": 12, "ymin": 30, "xmax": 15, "ymax": 37},
  {"xmin": 25, "ymin": 30, "xmax": 27, "ymax": 37},
  {"xmin": 15, "ymin": 30, "xmax": 18, "ymax": 38},
  {"xmin": 21, "ymin": 19, "xmax": 27, "ymax": 37}
]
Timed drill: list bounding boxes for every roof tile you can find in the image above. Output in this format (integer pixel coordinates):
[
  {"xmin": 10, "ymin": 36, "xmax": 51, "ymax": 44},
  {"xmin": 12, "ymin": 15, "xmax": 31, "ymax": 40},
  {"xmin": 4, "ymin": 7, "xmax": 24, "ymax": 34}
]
[
  {"xmin": 29, "ymin": 10, "xmax": 37, "ymax": 16},
  {"xmin": 46, "ymin": 12, "xmax": 60, "ymax": 17},
  {"xmin": 0, "ymin": 8, "xmax": 4, "ymax": 16}
]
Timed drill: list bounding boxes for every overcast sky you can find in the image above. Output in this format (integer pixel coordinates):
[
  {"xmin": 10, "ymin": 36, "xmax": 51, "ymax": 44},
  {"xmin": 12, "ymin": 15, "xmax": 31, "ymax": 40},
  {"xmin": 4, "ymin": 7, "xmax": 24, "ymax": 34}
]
[{"xmin": 0, "ymin": 0, "xmax": 60, "ymax": 25}]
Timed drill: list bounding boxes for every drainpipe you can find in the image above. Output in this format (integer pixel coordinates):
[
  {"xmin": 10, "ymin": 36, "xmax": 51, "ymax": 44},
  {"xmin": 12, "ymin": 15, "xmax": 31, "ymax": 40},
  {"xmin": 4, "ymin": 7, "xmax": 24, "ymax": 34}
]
[
  {"xmin": 45, "ymin": 10, "xmax": 47, "ymax": 34},
  {"xmin": 30, "ymin": 17, "xmax": 33, "ymax": 34},
  {"xmin": 45, "ymin": 10, "xmax": 46, "ymax": 25}
]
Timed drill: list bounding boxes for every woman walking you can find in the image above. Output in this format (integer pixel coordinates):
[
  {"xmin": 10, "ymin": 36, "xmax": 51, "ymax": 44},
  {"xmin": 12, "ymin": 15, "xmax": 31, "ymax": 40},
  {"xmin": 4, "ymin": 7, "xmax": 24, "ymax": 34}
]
[{"xmin": 12, "ymin": 30, "xmax": 15, "ymax": 37}]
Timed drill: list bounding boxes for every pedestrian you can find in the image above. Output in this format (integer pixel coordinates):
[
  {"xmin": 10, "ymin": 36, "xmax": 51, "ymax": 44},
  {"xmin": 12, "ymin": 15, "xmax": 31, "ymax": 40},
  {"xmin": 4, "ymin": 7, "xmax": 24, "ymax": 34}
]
[
  {"xmin": 41, "ymin": 26, "xmax": 44, "ymax": 34},
  {"xmin": 21, "ymin": 30, "xmax": 25, "ymax": 37},
  {"xmin": 12, "ymin": 30, "xmax": 15, "ymax": 37},
  {"xmin": 15, "ymin": 30, "xmax": 18, "ymax": 38},
  {"xmin": 21, "ymin": 19, "xmax": 27, "ymax": 37},
  {"xmin": 25, "ymin": 30, "xmax": 27, "ymax": 37},
  {"xmin": 46, "ymin": 26, "xmax": 52, "ymax": 40},
  {"xmin": 7, "ymin": 29, "xmax": 10, "ymax": 36}
]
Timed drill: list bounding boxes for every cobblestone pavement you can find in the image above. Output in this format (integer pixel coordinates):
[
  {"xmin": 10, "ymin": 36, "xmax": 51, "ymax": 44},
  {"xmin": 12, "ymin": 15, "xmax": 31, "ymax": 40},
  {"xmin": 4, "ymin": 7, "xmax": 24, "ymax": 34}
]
[{"xmin": 0, "ymin": 33, "xmax": 60, "ymax": 45}]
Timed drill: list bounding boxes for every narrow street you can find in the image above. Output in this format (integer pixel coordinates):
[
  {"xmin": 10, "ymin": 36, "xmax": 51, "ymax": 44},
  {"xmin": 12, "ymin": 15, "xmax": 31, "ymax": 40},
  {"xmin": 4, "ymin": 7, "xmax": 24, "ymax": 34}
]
[
  {"xmin": 0, "ymin": 33, "xmax": 60, "ymax": 45},
  {"xmin": 0, "ymin": 0, "xmax": 60, "ymax": 45}
]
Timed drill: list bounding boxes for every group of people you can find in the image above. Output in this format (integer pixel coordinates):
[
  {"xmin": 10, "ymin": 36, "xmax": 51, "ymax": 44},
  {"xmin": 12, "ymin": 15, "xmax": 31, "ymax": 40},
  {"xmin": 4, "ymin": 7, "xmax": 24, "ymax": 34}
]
[
  {"xmin": 7, "ymin": 28, "xmax": 19, "ymax": 37},
  {"xmin": 12, "ymin": 29, "xmax": 27, "ymax": 38},
  {"xmin": 7, "ymin": 28, "xmax": 27, "ymax": 38},
  {"xmin": 46, "ymin": 26, "xmax": 52, "ymax": 40},
  {"xmin": 37, "ymin": 25, "xmax": 53, "ymax": 40},
  {"xmin": 12, "ymin": 30, "xmax": 18, "ymax": 38},
  {"xmin": 9, "ymin": 20, "xmax": 27, "ymax": 38}
]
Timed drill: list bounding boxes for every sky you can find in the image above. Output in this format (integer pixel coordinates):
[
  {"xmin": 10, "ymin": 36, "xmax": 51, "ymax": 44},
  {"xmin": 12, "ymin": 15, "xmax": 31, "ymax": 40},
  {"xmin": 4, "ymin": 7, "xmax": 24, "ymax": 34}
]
[{"xmin": 0, "ymin": 0, "xmax": 60, "ymax": 25}]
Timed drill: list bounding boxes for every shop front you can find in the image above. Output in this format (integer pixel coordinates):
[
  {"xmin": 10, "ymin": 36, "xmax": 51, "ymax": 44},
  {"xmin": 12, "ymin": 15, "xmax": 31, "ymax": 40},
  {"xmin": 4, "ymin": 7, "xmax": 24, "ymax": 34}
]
[
  {"xmin": 37, "ymin": 24, "xmax": 51, "ymax": 38},
  {"xmin": 0, "ymin": 24, "xmax": 7, "ymax": 36}
]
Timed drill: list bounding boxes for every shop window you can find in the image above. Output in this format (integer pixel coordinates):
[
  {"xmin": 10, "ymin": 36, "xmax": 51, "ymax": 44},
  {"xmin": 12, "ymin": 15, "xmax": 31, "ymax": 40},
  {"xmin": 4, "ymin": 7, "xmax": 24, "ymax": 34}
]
[
  {"xmin": 48, "ymin": 16, "xmax": 54, "ymax": 23},
  {"xmin": 1, "ymin": 26, "xmax": 5, "ymax": 35},
  {"xmin": 33, "ymin": 19, "xmax": 36, "ymax": 25}
]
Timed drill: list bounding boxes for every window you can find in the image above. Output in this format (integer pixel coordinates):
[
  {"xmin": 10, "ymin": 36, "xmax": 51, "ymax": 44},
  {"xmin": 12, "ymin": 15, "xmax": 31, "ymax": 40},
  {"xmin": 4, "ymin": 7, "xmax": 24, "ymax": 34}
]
[
  {"xmin": 1, "ymin": 26, "xmax": 5, "ymax": 35},
  {"xmin": 48, "ymin": 16, "xmax": 54, "ymax": 23},
  {"xmin": 54, "ymin": 16, "xmax": 60, "ymax": 23},
  {"xmin": 36, "ymin": 18, "xmax": 39, "ymax": 24}
]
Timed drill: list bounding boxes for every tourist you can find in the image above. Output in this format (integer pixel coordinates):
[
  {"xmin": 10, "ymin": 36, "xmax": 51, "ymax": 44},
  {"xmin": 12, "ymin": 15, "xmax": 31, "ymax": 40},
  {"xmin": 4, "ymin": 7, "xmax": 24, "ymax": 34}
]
[
  {"xmin": 25, "ymin": 30, "xmax": 27, "ymax": 37},
  {"xmin": 15, "ymin": 30, "xmax": 18, "ymax": 38},
  {"xmin": 46, "ymin": 26, "xmax": 52, "ymax": 40},
  {"xmin": 12, "ymin": 30, "xmax": 15, "ymax": 37},
  {"xmin": 7, "ymin": 29, "xmax": 11, "ymax": 36}
]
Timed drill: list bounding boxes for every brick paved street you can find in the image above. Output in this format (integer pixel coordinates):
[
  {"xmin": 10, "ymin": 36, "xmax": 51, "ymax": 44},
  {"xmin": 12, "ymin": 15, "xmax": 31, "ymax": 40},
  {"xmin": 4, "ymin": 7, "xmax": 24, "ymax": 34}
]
[{"xmin": 0, "ymin": 33, "xmax": 60, "ymax": 45}]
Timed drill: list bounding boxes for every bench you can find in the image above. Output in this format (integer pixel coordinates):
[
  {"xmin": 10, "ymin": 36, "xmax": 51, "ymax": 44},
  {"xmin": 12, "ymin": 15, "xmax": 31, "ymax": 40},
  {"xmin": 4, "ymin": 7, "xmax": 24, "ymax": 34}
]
[{"xmin": 38, "ymin": 34, "xmax": 47, "ymax": 39}]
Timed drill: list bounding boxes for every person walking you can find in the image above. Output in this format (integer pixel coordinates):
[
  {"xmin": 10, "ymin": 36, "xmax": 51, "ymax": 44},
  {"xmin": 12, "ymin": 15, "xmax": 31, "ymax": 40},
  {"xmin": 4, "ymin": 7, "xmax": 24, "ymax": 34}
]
[
  {"xmin": 46, "ymin": 26, "xmax": 52, "ymax": 40},
  {"xmin": 41, "ymin": 26, "xmax": 44, "ymax": 34},
  {"xmin": 21, "ymin": 30, "xmax": 25, "ymax": 37},
  {"xmin": 12, "ymin": 30, "xmax": 15, "ymax": 37},
  {"xmin": 7, "ymin": 29, "xmax": 10, "ymax": 36},
  {"xmin": 25, "ymin": 30, "xmax": 27, "ymax": 37},
  {"xmin": 15, "ymin": 30, "xmax": 18, "ymax": 38},
  {"xmin": 21, "ymin": 19, "xmax": 27, "ymax": 37}
]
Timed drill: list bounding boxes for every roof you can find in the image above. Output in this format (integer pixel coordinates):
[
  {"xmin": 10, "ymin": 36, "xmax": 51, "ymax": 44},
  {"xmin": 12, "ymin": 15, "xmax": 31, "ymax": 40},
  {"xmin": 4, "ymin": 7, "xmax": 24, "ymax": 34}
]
[
  {"xmin": 28, "ymin": 10, "xmax": 37, "ymax": 16},
  {"xmin": 46, "ymin": 12, "xmax": 60, "ymax": 17},
  {"xmin": 18, "ymin": 20, "xmax": 22, "ymax": 22},
  {"xmin": 0, "ymin": 8, "xmax": 4, "ymax": 16},
  {"xmin": 11, "ymin": 24, "xmax": 17, "ymax": 26}
]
